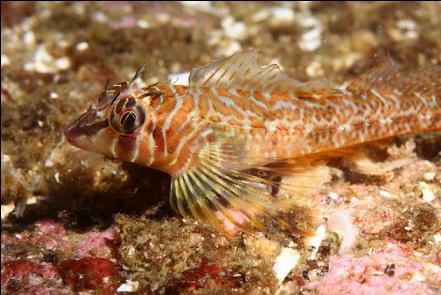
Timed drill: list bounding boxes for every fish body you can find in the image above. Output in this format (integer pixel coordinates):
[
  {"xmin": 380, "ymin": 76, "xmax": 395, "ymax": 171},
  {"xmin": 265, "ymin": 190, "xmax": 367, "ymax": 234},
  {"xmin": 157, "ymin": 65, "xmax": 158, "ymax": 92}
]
[{"xmin": 65, "ymin": 50, "xmax": 441, "ymax": 236}]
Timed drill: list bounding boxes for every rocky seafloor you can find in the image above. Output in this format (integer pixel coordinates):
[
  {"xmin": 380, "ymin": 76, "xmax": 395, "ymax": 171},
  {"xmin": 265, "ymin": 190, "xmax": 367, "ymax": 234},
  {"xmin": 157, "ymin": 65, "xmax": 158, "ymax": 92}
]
[{"xmin": 1, "ymin": 2, "xmax": 440, "ymax": 294}]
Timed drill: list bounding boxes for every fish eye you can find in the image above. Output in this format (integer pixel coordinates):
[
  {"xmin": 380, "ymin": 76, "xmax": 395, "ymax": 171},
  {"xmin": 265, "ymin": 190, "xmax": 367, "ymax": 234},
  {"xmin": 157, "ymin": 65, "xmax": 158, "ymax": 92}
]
[
  {"xmin": 109, "ymin": 96, "xmax": 146, "ymax": 134},
  {"xmin": 120, "ymin": 111, "xmax": 137, "ymax": 132}
]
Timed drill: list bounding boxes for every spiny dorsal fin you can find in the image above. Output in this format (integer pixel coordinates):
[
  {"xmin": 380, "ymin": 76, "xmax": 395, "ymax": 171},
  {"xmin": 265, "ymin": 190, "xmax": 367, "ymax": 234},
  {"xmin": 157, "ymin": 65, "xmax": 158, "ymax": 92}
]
[{"xmin": 190, "ymin": 49, "xmax": 311, "ymax": 93}]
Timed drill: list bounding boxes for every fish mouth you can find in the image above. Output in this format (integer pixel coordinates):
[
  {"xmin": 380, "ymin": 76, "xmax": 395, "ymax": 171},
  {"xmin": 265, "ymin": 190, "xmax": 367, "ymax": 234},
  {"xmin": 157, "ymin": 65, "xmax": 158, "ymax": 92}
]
[
  {"xmin": 64, "ymin": 109, "xmax": 109, "ymax": 148},
  {"xmin": 64, "ymin": 117, "xmax": 85, "ymax": 147}
]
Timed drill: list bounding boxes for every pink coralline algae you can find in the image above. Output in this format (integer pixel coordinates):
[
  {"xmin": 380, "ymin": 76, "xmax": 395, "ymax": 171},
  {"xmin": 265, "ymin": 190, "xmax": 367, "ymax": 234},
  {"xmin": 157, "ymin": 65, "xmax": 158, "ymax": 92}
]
[
  {"xmin": 1, "ymin": 219, "xmax": 122, "ymax": 294},
  {"xmin": 306, "ymin": 243, "xmax": 441, "ymax": 295},
  {"xmin": 1, "ymin": 260, "xmax": 58, "ymax": 289},
  {"xmin": 57, "ymin": 257, "xmax": 120, "ymax": 295},
  {"xmin": 173, "ymin": 257, "xmax": 243, "ymax": 291}
]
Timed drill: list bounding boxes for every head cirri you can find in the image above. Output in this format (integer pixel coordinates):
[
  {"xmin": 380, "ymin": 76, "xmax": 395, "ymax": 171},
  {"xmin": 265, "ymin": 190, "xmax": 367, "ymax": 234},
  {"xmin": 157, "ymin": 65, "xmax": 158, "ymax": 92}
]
[{"xmin": 64, "ymin": 65, "xmax": 151, "ymax": 163}]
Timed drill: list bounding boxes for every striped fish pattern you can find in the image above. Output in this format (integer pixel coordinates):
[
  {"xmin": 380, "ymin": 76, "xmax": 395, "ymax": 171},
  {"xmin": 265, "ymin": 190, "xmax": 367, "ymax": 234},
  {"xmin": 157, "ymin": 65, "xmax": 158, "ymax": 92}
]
[{"xmin": 65, "ymin": 50, "xmax": 441, "ymax": 236}]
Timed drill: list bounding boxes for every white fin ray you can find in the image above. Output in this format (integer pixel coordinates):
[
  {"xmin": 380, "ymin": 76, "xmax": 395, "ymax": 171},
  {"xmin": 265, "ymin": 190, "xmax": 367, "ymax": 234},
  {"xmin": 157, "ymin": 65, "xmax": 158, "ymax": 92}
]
[
  {"xmin": 169, "ymin": 143, "xmax": 316, "ymax": 237},
  {"xmin": 190, "ymin": 49, "xmax": 311, "ymax": 92}
]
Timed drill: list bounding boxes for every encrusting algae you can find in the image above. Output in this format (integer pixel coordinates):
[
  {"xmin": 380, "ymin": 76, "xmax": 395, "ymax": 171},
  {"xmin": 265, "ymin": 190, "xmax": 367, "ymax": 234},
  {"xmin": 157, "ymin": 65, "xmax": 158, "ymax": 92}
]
[{"xmin": 65, "ymin": 49, "xmax": 441, "ymax": 237}]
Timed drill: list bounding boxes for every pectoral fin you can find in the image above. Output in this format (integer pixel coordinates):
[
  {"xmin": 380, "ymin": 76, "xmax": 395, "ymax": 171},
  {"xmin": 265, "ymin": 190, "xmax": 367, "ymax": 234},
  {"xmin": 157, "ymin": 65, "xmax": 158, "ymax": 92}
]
[{"xmin": 169, "ymin": 144, "xmax": 317, "ymax": 237}]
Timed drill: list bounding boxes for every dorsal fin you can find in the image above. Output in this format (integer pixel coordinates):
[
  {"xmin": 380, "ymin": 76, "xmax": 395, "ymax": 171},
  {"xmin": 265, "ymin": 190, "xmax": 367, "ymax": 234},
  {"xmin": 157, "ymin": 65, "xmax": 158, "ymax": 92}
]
[
  {"xmin": 346, "ymin": 55, "xmax": 403, "ymax": 94},
  {"xmin": 400, "ymin": 64, "xmax": 441, "ymax": 97},
  {"xmin": 189, "ymin": 49, "xmax": 308, "ymax": 93},
  {"xmin": 346, "ymin": 54, "xmax": 441, "ymax": 103}
]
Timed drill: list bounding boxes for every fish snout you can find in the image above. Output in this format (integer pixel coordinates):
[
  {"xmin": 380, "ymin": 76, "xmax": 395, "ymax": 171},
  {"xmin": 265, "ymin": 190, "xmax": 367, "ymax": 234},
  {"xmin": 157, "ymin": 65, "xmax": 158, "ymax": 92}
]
[
  {"xmin": 64, "ymin": 122, "xmax": 77, "ymax": 144},
  {"xmin": 64, "ymin": 119, "xmax": 84, "ymax": 148},
  {"xmin": 64, "ymin": 111, "xmax": 97, "ymax": 148}
]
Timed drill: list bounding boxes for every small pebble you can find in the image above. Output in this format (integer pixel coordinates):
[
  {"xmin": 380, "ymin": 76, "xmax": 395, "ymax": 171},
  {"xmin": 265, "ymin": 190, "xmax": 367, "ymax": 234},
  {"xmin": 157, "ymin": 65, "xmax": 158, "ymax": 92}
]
[
  {"xmin": 54, "ymin": 172, "xmax": 61, "ymax": 184},
  {"xmin": 253, "ymin": 7, "xmax": 295, "ymax": 27},
  {"xmin": 55, "ymin": 57, "xmax": 71, "ymax": 70},
  {"xmin": 94, "ymin": 11, "xmax": 108, "ymax": 23},
  {"xmin": 299, "ymin": 27, "xmax": 322, "ymax": 51},
  {"xmin": 397, "ymin": 19, "xmax": 417, "ymax": 39},
  {"xmin": 180, "ymin": 1, "xmax": 211, "ymax": 10},
  {"xmin": 137, "ymin": 19, "xmax": 150, "ymax": 29},
  {"xmin": 223, "ymin": 41, "xmax": 242, "ymax": 56},
  {"xmin": 298, "ymin": 16, "xmax": 322, "ymax": 52},
  {"xmin": 76, "ymin": 41, "xmax": 89, "ymax": 51},
  {"xmin": 127, "ymin": 246, "xmax": 135, "ymax": 256},
  {"xmin": 423, "ymin": 172, "xmax": 436, "ymax": 181},
  {"xmin": 156, "ymin": 13, "xmax": 170, "ymax": 23},
  {"xmin": 23, "ymin": 31, "xmax": 36, "ymax": 46},
  {"xmin": 384, "ymin": 263, "xmax": 395, "ymax": 277},
  {"xmin": 327, "ymin": 192, "xmax": 340, "ymax": 201},
  {"xmin": 26, "ymin": 196, "xmax": 38, "ymax": 205},
  {"xmin": 270, "ymin": 7, "xmax": 295, "ymax": 24},
  {"xmin": 222, "ymin": 16, "xmax": 247, "ymax": 40},
  {"xmin": 379, "ymin": 190, "xmax": 392, "ymax": 198},
  {"xmin": 1, "ymin": 54, "xmax": 10, "ymax": 67},
  {"xmin": 306, "ymin": 60, "xmax": 324, "ymax": 77}
]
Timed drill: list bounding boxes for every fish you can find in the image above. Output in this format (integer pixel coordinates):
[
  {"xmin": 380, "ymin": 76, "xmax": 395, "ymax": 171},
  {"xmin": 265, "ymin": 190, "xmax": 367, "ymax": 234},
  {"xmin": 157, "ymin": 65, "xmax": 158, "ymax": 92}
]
[{"xmin": 65, "ymin": 49, "xmax": 441, "ymax": 237}]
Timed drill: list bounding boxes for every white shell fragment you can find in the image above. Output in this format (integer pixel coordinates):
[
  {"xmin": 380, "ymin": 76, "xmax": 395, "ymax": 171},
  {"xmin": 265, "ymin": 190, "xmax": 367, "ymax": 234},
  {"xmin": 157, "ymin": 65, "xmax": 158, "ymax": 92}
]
[
  {"xmin": 327, "ymin": 192, "xmax": 340, "ymax": 201},
  {"xmin": 298, "ymin": 16, "xmax": 322, "ymax": 52},
  {"xmin": 379, "ymin": 190, "xmax": 392, "ymax": 199},
  {"xmin": 23, "ymin": 31, "xmax": 36, "ymax": 46},
  {"xmin": 305, "ymin": 224, "xmax": 327, "ymax": 259},
  {"xmin": 180, "ymin": 1, "xmax": 211, "ymax": 11},
  {"xmin": 1, "ymin": 54, "xmax": 11, "ymax": 67},
  {"xmin": 273, "ymin": 247, "xmax": 301, "ymax": 282},
  {"xmin": 327, "ymin": 210, "xmax": 358, "ymax": 254},
  {"xmin": 423, "ymin": 172, "xmax": 436, "ymax": 181},
  {"xmin": 1, "ymin": 203, "xmax": 15, "ymax": 220},
  {"xmin": 117, "ymin": 280, "xmax": 140, "ymax": 292},
  {"xmin": 419, "ymin": 182, "xmax": 436, "ymax": 202},
  {"xmin": 76, "ymin": 41, "xmax": 89, "ymax": 51},
  {"xmin": 136, "ymin": 19, "xmax": 150, "ymax": 29},
  {"xmin": 221, "ymin": 16, "xmax": 247, "ymax": 40},
  {"xmin": 25, "ymin": 45, "xmax": 71, "ymax": 74},
  {"xmin": 252, "ymin": 7, "xmax": 295, "ymax": 27},
  {"xmin": 299, "ymin": 27, "xmax": 322, "ymax": 51}
]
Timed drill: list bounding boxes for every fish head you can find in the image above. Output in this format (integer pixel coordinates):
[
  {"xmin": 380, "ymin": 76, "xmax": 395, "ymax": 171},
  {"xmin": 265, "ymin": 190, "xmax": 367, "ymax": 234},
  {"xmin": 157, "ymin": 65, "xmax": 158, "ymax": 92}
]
[{"xmin": 64, "ymin": 80, "xmax": 150, "ymax": 162}]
